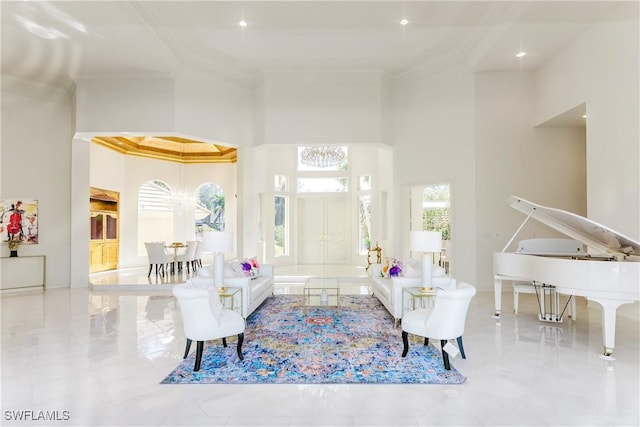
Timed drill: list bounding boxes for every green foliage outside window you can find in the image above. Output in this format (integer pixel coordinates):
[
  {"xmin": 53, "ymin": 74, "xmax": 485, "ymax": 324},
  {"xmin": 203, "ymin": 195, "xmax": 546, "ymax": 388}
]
[
  {"xmin": 196, "ymin": 183, "xmax": 225, "ymax": 232},
  {"xmin": 422, "ymin": 184, "xmax": 451, "ymax": 240}
]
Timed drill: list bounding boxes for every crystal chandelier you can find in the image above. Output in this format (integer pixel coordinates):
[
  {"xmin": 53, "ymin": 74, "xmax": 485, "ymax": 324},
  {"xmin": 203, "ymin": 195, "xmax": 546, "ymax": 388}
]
[
  {"xmin": 164, "ymin": 191, "xmax": 196, "ymax": 214},
  {"xmin": 300, "ymin": 146, "xmax": 346, "ymax": 168}
]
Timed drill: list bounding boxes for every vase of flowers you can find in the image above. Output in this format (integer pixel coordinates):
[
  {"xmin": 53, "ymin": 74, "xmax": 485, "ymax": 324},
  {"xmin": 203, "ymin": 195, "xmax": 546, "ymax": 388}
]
[{"xmin": 8, "ymin": 239, "xmax": 21, "ymax": 257}]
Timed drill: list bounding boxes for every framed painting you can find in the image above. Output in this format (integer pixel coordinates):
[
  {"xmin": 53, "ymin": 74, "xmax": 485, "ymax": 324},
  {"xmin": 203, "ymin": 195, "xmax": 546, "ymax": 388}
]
[{"xmin": 0, "ymin": 199, "xmax": 38, "ymax": 244}]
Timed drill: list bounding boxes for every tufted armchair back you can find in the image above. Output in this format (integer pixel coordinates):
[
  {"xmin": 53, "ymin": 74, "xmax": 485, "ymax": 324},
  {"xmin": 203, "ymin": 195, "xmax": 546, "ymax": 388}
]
[
  {"xmin": 172, "ymin": 280, "xmax": 224, "ymax": 341},
  {"xmin": 422, "ymin": 282, "xmax": 476, "ymax": 340}
]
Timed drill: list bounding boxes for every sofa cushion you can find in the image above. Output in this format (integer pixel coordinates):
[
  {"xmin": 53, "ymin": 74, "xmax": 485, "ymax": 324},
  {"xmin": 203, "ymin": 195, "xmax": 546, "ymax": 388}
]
[{"xmin": 248, "ymin": 277, "xmax": 273, "ymax": 303}]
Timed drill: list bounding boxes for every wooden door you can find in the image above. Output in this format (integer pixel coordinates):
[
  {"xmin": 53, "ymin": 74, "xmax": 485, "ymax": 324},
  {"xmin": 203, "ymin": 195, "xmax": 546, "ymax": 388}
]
[{"xmin": 90, "ymin": 188, "xmax": 120, "ymax": 273}]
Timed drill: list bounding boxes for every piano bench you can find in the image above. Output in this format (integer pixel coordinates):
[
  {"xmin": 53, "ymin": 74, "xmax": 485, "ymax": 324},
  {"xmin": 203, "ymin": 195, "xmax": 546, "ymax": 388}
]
[{"xmin": 513, "ymin": 282, "xmax": 577, "ymax": 320}]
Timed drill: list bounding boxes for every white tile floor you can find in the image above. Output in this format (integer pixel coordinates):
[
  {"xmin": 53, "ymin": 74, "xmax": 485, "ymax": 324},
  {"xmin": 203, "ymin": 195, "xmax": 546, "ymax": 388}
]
[{"xmin": 1, "ymin": 266, "xmax": 639, "ymax": 426}]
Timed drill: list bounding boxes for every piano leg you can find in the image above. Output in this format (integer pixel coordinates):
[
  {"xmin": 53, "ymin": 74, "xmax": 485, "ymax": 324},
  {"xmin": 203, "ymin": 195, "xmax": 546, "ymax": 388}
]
[
  {"xmin": 493, "ymin": 277, "xmax": 503, "ymax": 318},
  {"xmin": 590, "ymin": 298, "xmax": 635, "ymax": 360}
]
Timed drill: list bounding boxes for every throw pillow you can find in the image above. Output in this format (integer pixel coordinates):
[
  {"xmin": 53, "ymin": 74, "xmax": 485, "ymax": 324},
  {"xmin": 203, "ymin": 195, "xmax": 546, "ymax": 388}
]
[
  {"xmin": 382, "ymin": 257, "xmax": 403, "ymax": 278},
  {"xmin": 223, "ymin": 261, "xmax": 235, "ymax": 277},
  {"xmin": 248, "ymin": 256, "xmax": 260, "ymax": 270},
  {"xmin": 229, "ymin": 259, "xmax": 246, "ymax": 278},
  {"xmin": 240, "ymin": 258, "xmax": 258, "ymax": 279},
  {"xmin": 402, "ymin": 258, "xmax": 421, "ymax": 278}
]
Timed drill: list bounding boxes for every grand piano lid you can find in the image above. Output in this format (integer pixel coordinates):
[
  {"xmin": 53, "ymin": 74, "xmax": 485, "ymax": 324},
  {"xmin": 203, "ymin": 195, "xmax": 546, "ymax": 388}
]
[{"xmin": 509, "ymin": 196, "xmax": 640, "ymax": 257}]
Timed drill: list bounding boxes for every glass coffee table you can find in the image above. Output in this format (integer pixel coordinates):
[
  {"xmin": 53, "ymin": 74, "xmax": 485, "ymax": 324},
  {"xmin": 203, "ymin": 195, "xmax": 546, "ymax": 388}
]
[{"xmin": 303, "ymin": 277, "xmax": 340, "ymax": 315}]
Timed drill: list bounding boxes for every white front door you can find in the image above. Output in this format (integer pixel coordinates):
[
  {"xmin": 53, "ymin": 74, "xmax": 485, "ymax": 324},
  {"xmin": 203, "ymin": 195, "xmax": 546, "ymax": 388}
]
[{"xmin": 297, "ymin": 197, "xmax": 350, "ymax": 264}]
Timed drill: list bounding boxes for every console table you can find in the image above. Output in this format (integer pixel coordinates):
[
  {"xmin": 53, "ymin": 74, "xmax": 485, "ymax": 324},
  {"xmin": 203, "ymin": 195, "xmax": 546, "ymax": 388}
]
[{"xmin": 1, "ymin": 255, "xmax": 46, "ymax": 292}]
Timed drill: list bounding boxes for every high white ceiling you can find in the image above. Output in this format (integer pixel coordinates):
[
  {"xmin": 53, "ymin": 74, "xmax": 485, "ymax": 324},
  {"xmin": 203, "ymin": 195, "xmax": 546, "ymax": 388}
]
[{"xmin": 1, "ymin": 1, "xmax": 633, "ymax": 87}]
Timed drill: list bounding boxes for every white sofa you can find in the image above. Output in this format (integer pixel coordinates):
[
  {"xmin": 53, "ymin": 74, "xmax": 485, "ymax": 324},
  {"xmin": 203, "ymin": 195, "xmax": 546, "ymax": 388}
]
[
  {"xmin": 194, "ymin": 264, "xmax": 274, "ymax": 318},
  {"xmin": 370, "ymin": 261, "xmax": 452, "ymax": 324}
]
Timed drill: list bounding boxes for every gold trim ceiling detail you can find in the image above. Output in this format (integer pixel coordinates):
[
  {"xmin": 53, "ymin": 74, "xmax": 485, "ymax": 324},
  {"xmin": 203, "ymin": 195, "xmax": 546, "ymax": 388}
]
[{"xmin": 92, "ymin": 136, "xmax": 237, "ymax": 164}]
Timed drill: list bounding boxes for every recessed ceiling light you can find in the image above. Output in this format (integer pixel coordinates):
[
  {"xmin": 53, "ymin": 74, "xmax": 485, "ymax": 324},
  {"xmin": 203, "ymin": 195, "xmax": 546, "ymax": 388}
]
[
  {"xmin": 239, "ymin": 20, "xmax": 247, "ymax": 27},
  {"xmin": 516, "ymin": 51, "xmax": 526, "ymax": 58},
  {"xmin": 582, "ymin": 114, "xmax": 588, "ymax": 118},
  {"xmin": 400, "ymin": 19, "xmax": 408, "ymax": 26}
]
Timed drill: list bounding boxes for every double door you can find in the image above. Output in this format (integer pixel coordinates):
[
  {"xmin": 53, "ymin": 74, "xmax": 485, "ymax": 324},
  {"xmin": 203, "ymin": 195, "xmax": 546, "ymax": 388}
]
[{"xmin": 297, "ymin": 197, "xmax": 349, "ymax": 264}]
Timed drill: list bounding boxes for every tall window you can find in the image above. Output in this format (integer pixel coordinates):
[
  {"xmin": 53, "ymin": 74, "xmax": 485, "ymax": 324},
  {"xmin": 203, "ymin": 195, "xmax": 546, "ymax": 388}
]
[
  {"xmin": 274, "ymin": 175, "xmax": 289, "ymax": 257},
  {"xmin": 422, "ymin": 183, "xmax": 450, "ymax": 240},
  {"xmin": 358, "ymin": 175, "xmax": 372, "ymax": 254},
  {"xmin": 195, "ymin": 183, "xmax": 225, "ymax": 232}
]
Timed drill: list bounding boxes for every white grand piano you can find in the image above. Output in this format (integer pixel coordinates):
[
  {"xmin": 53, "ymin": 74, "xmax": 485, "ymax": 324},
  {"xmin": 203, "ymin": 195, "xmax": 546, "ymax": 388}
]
[{"xmin": 493, "ymin": 196, "xmax": 640, "ymax": 359}]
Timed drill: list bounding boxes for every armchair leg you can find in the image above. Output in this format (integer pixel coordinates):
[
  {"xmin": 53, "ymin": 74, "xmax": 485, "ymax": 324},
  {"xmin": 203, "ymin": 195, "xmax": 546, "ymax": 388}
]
[
  {"xmin": 183, "ymin": 339, "xmax": 192, "ymax": 359},
  {"xmin": 456, "ymin": 336, "xmax": 466, "ymax": 359},
  {"xmin": 440, "ymin": 340, "xmax": 451, "ymax": 370},
  {"xmin": 194, "ymin": 341, "xmax": 204, "ymax": 371},
  {"xmin": 147, "ymin": 264, "xmax": 153, "ymax": 277},
  {"xmin": 222, "ymin": 337, "xmax": 228, "ymax": 347},
  {"xmin": 401, "ymin": 331, "xmax": 409, "ymax": 357},
  {"xmin": 424, "ymin": 337, "xmax": 429, "ymax": 346},
  {"xmin": 237, "ymin": 333, "xmax": 244, "ymax": 360}
]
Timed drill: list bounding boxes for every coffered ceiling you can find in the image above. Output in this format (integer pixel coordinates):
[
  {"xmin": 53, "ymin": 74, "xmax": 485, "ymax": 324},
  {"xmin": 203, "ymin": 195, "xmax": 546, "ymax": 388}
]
[{"xmin": 92, "ymin": 135, "xmax": 237, "ymax": 163}]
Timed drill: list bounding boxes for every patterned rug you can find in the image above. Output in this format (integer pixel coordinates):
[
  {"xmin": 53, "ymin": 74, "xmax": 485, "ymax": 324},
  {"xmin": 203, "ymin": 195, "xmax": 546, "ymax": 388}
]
[{"xmin": 161, "ymin": 294, "xmax": 466, "ymax": 384}]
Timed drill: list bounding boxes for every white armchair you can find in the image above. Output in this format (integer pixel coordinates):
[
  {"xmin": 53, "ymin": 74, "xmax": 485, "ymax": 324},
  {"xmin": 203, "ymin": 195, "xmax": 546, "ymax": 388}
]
[
  {"xmin": 401, "ymin": 282, "xmax": 476, "ymax": 370},
  {"xmin": 172, "ymin": 279, "xmax": 246, "ymax": 371}
]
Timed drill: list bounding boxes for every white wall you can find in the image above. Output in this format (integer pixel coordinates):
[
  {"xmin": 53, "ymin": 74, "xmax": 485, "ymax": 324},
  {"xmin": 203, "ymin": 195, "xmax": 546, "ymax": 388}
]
[
  {"xmin": 1, "ymin": 77, "xmax": 73, "ymax": 288},
  {"xmin": 393, "ymin": 65, "xmax": 477, "ymax": 286},
  {"xmin": 262, "ymin": 71, "xmax": 385, "ymax": 145},
  {"xmin": 174, "ymin": 69, "xmax": 253, "ymax": 146},
  {"xmin": 534, "ymin": 4, "xmax": 639, "ymax": 239},
  {"xmin": 76, "ymin": 76, "xmax": 174, "ymax": 133},
  {"xmin": 475, "ymin": 71, "xmax": 587, "ymax": 289}
]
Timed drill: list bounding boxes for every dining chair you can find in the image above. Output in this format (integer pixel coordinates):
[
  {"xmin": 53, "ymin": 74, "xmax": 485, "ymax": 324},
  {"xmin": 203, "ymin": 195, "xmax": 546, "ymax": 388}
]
[
  {"xmin": 144, "ymin": 241, "xmax": 173, "ymax": 277},
  {"xmin": 176, "ymin": 240, "xmax": 198, "ymax": 273},
  {"xmin": 173, "ymin": 279, "xmax": 246, "ymax": 371},
  {"xmin": 193, "ymin": 239, "xmax": 204, "ymax": 269},
  {"xmin": 401, "ymin": 282, "xmax": 476, "ymax": 370}
]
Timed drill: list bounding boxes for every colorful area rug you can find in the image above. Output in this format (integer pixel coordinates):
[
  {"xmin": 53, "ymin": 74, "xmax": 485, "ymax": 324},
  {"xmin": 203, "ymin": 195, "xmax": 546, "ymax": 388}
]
[{"xmin": 161, "ymin": 294, "xmax": 466, "ymax": 384}]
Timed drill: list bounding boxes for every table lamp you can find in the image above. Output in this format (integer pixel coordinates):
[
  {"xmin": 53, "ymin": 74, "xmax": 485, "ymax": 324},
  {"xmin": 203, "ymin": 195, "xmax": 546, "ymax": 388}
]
[
  {"xmin": 410, "ymin": 231, "xmax": 442, "ymax": 291},
  {"xmin": 202, "ymin": 231, "xmax": 233, "ymax": 291}
]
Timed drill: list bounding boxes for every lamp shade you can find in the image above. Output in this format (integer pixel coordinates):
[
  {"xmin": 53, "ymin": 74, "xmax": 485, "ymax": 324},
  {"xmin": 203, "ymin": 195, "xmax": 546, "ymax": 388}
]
[
  {"xmin": 410, "ymin": 231, "xmax": 442, "ymax": 253},
  {"xmin": 202, "ymin": 231, "xmax": 233, "ymax": 253}
]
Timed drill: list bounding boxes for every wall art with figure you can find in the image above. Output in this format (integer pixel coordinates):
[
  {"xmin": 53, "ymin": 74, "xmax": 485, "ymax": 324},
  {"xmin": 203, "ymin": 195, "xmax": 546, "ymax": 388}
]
[{"xmin": 0, "ymin": 199, "xmax": 38, "ymax": 244}]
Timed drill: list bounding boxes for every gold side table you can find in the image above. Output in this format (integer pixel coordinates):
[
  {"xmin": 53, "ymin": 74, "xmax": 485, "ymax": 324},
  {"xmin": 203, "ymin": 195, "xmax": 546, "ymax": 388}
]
[
  {"xmin": 217, "ymin": 287, "xmax": 242, "ymax": 316},
  {"xmin": 403, "ymin": 287, "xmax": 437, "ymax": 317}
]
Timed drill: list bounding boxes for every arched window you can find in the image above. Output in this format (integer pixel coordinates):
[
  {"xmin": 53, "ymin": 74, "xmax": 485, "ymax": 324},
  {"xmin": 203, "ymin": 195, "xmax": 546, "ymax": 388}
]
[
  {"xmin": 195, "ymin": 183, "xmax": 225, "ymax": 232},
  {"xmin": 138, "ymin": 180, "xmax": 174, "ymax": 255}
]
